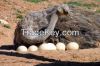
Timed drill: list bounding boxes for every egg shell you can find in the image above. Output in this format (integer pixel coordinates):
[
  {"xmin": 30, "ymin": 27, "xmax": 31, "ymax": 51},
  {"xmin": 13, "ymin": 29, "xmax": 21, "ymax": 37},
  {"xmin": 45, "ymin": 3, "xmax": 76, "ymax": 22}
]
[
  {"xmin": 28, "ymin": 45, "xmax": 38, "ymax": 52},
  {"xmin": 56, "ymin": 42, "xmax": 65, "ymax": 51},
  {"xmin": 39, "ymin": 43, "xmax": 56, "ymax": 50},
  {"xmin": 66, "ymin": 42, "xmax": 79, "ymax": 50},
  {"xmin": 17, "ymin": 46, "xmax": 28, "ymax": 53}
]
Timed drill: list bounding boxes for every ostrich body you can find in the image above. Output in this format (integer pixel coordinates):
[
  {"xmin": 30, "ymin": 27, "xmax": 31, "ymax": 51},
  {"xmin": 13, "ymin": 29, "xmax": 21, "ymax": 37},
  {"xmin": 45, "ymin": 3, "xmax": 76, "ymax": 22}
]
[{"xmin": 14, "ymin": 4, "xmax": 70, "ymax": 49}]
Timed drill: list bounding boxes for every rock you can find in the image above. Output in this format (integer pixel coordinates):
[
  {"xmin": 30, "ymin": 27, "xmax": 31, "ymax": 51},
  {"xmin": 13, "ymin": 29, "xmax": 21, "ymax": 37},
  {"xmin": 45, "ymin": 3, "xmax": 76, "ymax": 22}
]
[
  {"xmin": 39, "ymin": 43, "xmax": 56, "ymax": 50},
  {"xmin": 56, "ymin": 42, "xmax": 65, "ymax": 51},
  {"xmin": 66, "ymin": 42, "xmax": 79, "ymax": 50},
  {"xmin": 28, "ymin": 45, "xmax": 38, "ymax": 51}
]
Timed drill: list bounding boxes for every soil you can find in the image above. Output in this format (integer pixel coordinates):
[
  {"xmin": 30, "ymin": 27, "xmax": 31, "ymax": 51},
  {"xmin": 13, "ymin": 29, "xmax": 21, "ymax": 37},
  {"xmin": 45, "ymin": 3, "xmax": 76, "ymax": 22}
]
[
  {"xmin": 0, "ymin": 0, "xmax": 100, "ymax": 66},
  {"xmin": 0, "ymin": 47, "xmax": 100, "ymax": 66}
]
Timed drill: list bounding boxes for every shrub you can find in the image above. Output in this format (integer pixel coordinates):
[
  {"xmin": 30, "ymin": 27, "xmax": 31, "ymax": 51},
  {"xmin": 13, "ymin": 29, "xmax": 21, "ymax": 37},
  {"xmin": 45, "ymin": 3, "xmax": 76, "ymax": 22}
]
[
  {"xmin": 67, "ymin": 1, "xmax": 82, "ymax": 6},
  {"xmin": 25, "ymin": 0, "xmax": 46, "ymax": 3},
  {"xmin": 3, "ymin": 24, "xmax": 11, "ymax": 29},
  {"xmin": 16, "ymin": 9, "xmax": 23, "ymax": 20},
  {"xmin": 66, "ymin": 1, "xmax": 98, "ymax": 9},
  {"xmin": 96, "ymin": 10, "xmax": 100, "ymax": 13}
]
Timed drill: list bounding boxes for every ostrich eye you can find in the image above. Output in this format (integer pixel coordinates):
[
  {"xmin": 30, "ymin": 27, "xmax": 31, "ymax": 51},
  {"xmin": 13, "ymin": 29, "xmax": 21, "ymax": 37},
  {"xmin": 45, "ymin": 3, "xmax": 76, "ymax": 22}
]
[{"xmin": 57, "ymin": 7, "xmax": 64, "ymax": 14}]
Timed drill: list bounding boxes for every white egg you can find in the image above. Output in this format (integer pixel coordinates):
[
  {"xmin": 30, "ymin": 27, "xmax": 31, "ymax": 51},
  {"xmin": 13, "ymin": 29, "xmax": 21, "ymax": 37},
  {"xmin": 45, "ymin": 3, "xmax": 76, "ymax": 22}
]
[
  {"xmin": 17, "ymin": 46, "xmax": 28, "ymax": 53},
  {"xmin": 39, "ymin": 43, "xmax": 56, "ymax": 50},
  {"xmin": 56, "ymin": 42, "xmax": 65, "ymax": 51},
  {"xmin": 28, "ymin": 45, "xmax": 38, "ymax": 52},
  {"xmin": 66, "ymin": 42, "xmax": 79, "ymax": 50}
]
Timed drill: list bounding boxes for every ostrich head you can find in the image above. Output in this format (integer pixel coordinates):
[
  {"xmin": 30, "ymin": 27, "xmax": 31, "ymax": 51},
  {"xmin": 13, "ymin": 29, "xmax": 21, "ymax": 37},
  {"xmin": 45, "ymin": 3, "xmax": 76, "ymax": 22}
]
[{"xmin": 57, "ymin": 4, "xmax": 72, "ymax": 16}]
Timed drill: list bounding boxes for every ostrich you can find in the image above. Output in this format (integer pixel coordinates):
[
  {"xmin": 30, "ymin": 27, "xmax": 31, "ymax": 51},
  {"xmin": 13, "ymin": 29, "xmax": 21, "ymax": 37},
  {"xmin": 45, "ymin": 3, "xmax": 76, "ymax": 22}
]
[{"xmin": 14, "ymin": 4, "xmax": 71, "ymax": 50}]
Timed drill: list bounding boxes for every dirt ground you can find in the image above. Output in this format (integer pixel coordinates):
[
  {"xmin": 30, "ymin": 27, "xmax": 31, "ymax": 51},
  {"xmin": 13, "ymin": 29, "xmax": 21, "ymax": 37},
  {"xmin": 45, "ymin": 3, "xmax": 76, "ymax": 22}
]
[
  {"xmin": 0, "ymin": 0, "xmax": 100, "ymax": 44},
  {"xmin": 0, "ymin": 0, "xmax": 100, "ymax": 66},
  {"xmin": 0, "ymin": 47, "xmax": 100, "ymax": 66}
]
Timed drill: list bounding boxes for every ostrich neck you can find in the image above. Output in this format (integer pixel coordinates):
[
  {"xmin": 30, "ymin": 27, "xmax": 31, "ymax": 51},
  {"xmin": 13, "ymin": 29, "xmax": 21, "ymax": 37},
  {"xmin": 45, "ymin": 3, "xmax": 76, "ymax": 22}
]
[
  {"xmin": 47, "ymin": 14, "xmax": 58, "ymax": 31},
  {"xmin": 36, "ymin": 13, "xmax": 58, "ymax": 41},
  {"xmin": 44, "ymin": 14, "xmax": 58, "ymax": 39}
]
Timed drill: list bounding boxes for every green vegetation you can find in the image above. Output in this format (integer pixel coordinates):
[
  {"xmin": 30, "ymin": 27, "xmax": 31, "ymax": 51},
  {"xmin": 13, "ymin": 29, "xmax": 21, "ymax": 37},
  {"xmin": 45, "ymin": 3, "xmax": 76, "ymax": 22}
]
[
  {"xmin": 66, "ymin": 1, "xmax": 98, "ymax": 9},
  {"xmin": 16, "ymin": 9, "xmax": 22, "ymax": 14},
  {"xmin": 95, "ymin": 0, "xmax": 100, "ymax": 2},
  {"xmin": 16, "ymin": 9, "xmax": 23, "ymax": 20},
  {"xmin": 82, "ymin": 3, "xmax": 98, "ymax": 9},
  {"xmin": 96, "ymin": 10, "xmax": 100, "ymax": 13},
  {"xmin": 25, "ymin": 0, "xmax": 46, "ymax": 3},
  {"xmin": 67, "ymin": 1, "xmax": 82, "ymax": 6},
  {"xmin": 3, "ymin": 24, "xmax": 11, "ymax": 29},
  {"xmin": 16, "ymin": 14, "xmax": 23, "ymax": 19},
  {"xmin": 0, "ymin": 21, "xmax": 1, "ymax": 24}
]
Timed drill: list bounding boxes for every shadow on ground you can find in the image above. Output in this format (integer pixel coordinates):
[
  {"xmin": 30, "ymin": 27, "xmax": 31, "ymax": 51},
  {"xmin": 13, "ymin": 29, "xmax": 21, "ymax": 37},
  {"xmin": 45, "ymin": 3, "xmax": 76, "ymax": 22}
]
[
  {"xmin": 0, "ymin": 45, "xmax": 14, "ymax": 50},
  {"xmin": 36, "ymin": 61, "xmax": 100, "ymax": 66},
  {"xmin": 0, "ymin": 50, "xmax": 58, "ymax": 62},
  {"xmin": 0, "ymin": 45, "xmax": 100, "ymax": 66},
  {"xmin": 0, "ymin": 45, "xmax": 57, "ymax": 62}
]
